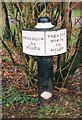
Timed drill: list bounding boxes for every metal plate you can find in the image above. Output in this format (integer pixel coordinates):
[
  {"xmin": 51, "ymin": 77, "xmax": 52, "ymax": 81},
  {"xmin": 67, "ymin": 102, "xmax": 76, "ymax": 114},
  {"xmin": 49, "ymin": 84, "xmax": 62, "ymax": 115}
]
[{"xmin": 22, "ymin": 29, "xmax": 67, "ymax": 56}]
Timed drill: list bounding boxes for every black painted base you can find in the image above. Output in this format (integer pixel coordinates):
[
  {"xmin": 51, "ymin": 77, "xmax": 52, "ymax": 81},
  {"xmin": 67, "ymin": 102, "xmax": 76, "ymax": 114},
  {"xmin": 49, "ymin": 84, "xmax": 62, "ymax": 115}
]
[{"xmin": 37, "ymin": 56, "xmax": 54, "ymax": 103}]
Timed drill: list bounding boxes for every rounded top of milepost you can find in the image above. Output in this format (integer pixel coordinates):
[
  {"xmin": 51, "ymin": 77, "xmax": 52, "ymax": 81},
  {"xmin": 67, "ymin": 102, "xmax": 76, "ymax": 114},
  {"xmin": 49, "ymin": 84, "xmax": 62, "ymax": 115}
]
[
  {"xmin": 35, "ymin": 16, "xmax": 54, "ymax": 29},
  {"xmin": 38, "ymin": 16, "xmax": 51, "ymax": 23}
]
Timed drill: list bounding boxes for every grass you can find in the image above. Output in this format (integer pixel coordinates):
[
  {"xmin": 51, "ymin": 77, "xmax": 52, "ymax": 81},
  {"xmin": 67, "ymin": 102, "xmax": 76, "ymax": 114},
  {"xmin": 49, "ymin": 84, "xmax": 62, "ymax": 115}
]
[{"xmin": 72, "ymin": 9, "xmax": 81, "ymax": 17}]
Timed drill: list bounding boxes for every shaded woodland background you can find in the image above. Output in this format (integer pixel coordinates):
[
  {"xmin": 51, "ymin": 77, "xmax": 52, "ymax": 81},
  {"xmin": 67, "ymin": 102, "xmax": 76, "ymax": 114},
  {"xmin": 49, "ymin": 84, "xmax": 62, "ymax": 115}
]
[{"xmin": 1, "ymin": 1, "xmax": 82, "ymax": 118}]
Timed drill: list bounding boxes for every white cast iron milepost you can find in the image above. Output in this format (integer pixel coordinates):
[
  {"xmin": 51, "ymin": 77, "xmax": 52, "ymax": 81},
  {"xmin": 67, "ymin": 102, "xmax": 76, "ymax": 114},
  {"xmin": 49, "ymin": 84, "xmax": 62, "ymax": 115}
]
[{"xmin": 22, "ymin": 16, "xmax": 67, "ymax": 104}]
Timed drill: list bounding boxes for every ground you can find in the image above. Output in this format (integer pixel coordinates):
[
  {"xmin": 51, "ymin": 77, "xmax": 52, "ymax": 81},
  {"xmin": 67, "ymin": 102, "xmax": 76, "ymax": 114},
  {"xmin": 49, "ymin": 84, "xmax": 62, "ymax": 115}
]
[{"xmin": 2, "ymin": 48, "xmax": 82, "ymax": 119}]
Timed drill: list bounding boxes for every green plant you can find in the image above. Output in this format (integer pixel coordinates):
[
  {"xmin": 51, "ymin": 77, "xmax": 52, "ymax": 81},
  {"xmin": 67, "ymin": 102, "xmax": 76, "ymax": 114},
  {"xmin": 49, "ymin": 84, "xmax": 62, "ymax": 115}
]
[
  {"xmin": 79, "ymin": 102, "xmax": 82, "ymax": 108},
  {"xmin": 54, "ymin": 106, "xmax": 64, "ymax": 115},
  {"xmin": 30, "ymin": 97, "xmax": 38, "ymax": 103},
  {"xmin": 76, "ymin": 86, "xmax": 80, "ymax": 91},
  {"xmin": 38, "ymin": 104, "xmax": 65, "ymax": 118},
  {"xmin": 2, "ymin": 56, "xmax": 11, "ymax": 62},
  {"xmin": 38, "ymin": 105, "xmax": 52, "ymax": 118},
  {"xmin": 3, "ymin": 85, "xmax": 38, "ymax": 110}
]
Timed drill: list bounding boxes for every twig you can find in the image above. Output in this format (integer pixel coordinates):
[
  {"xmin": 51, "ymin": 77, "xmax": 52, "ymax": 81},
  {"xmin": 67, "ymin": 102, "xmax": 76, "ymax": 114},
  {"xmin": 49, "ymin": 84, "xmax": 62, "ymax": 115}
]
[
  {"xmin": 62, "ymin": 48, "xmax": 79, "ymax": 87},
  {"xmin": 73, "ymin": 17, "xmax": 82, "ymax": 28},
  {"xmin": 69, "ymin": 2, "xmax": 81, "ymax": 11}
]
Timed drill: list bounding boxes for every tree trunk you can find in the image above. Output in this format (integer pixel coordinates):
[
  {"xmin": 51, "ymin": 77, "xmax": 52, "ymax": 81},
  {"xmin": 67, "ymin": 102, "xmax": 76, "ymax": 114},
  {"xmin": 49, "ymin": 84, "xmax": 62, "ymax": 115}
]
[{"xmin": 2, "ymin": 2, "xmax": 11, "ymax": 39}]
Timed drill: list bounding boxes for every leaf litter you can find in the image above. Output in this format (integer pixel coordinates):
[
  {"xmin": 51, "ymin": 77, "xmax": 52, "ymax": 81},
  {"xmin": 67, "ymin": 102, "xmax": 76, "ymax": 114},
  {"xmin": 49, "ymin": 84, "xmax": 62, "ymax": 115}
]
[{"xmin": 2, "ymin": 48, "xmax": 82, "ymax": 118}]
